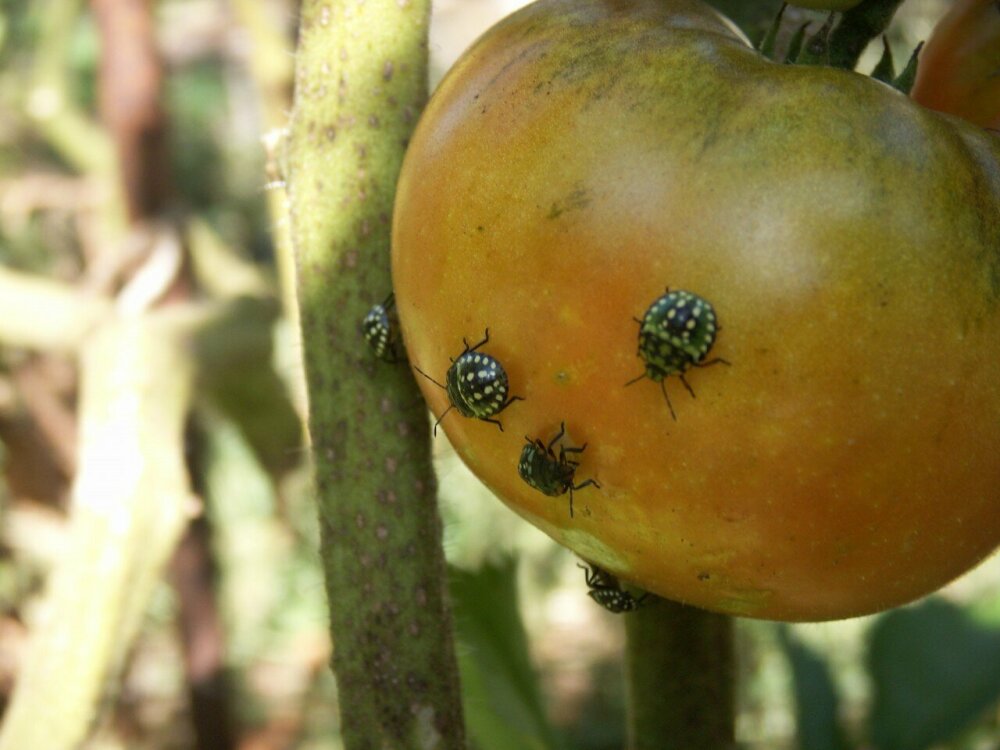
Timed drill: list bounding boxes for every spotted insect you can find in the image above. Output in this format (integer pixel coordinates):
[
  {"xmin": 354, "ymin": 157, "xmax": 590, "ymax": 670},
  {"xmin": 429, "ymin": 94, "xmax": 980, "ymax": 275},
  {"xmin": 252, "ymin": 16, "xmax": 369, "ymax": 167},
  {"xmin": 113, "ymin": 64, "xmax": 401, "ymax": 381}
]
[
  {"xmin": 363, "ymin": 293, "xmax": 401, "ymax": 362},
  {"xmin": 578, "ymin": 563, "xmax": 649, "ymax": 614},
  {"xmin": 625, "ymin": 288, "xmax": 729, "ymax": 419},
  {"xmin": 518, "ymin": 422, "xmax": 600, "ymax": 518},
  {"xmin": 413, "ymin": 329, "xmax": 524, "ymax": 435}
]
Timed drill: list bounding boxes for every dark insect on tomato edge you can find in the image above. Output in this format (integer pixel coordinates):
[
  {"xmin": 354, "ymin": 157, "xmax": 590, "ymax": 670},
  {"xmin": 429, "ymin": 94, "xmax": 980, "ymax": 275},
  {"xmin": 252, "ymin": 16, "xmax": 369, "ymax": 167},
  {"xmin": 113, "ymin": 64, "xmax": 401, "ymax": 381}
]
[
  {"xmin": 413, "ymin": 328, "xmax": 524, "ymax": 435},
  {"xmin": 578, "ymin": 562, "xmax": 649, "ymax": 614},
  {"xmin": 363, "ymin": 292, "xmax": 401, "ymax": 362},
  {"xmin": 518, "ymin": 421, "xmax": 600, "ymax": 518},
  {"xmin": 625, "ymin": 288, "xmax": 730, "ymax": 420}
]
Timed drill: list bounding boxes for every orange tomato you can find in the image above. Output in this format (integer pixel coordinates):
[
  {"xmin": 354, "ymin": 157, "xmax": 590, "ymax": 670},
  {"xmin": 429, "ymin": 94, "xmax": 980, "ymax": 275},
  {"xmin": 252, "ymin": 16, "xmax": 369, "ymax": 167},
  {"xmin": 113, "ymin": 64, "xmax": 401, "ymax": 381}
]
[
  {"xmin": 392, "ymin": 0, "xmax": 1000, "ymax": 620},
  {"xmin": 911, "ymin": 0, "xmax": 1000, "ymax": 130}
]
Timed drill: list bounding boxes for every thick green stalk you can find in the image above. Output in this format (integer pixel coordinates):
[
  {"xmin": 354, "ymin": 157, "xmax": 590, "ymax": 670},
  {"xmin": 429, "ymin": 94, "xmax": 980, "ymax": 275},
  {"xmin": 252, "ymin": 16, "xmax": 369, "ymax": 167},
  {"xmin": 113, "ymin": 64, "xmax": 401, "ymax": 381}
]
[
  {"xmin": 828, "ymin": 0, "xmax": 906, "ymax": 70},
  {"xmin": 286, "ymin": 2, "xmax": 466, "ymax": 748},
  {"xmin": 624, "ymin": 596, "xmax": 735, "ymax": 749}
]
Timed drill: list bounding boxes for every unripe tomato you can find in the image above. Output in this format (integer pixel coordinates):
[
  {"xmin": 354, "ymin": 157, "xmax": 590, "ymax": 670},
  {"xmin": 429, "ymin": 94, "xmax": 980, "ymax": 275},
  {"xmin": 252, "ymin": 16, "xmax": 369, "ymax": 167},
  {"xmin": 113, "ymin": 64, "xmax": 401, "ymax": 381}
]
[{"xmin": 392, "ymin": 0, "xmax": 1000, "ymax": 621}]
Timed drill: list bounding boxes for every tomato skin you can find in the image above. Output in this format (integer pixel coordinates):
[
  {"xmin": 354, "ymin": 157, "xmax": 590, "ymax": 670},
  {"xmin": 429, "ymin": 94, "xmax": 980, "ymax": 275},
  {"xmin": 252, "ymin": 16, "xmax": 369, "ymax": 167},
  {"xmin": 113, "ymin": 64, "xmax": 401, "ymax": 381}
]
[
  {"xmin": 911, "ymin": 0, "xmax": 1000, "ymax": 130},
  {"xmin": 391, "ymin": 0, "xmax": 1000, "ymax": 621}
]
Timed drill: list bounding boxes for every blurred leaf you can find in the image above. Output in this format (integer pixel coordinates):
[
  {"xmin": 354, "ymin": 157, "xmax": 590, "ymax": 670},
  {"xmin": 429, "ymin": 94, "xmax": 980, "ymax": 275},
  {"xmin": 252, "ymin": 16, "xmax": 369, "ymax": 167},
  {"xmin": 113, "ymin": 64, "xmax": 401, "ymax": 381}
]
[
  {"xmin": 196, "ymin": 296, "xmax": 301, "ymax": 477},
  {"xmin": 778, "ymin": 625, "xmax": 848, "ymax": 750},
  {"xmin": 868, "ymin": 598, "xmax": 1000, "ymax": 750},
  {"xmin": 450, "ymin": 558, "xmax": 564, "ymax": 750}
]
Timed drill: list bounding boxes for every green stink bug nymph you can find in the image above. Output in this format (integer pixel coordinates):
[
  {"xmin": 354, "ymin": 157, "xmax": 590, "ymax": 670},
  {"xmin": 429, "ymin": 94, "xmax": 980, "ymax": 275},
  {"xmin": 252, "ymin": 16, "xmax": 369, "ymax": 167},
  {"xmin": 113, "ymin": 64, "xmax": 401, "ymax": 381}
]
[
  {"xmin": 626, "ymin": 288, "xmax": 729, "ymax": 419},
  {"xmin": 363, "ymin": 293, "xmax": 400, "ymax": 362},
  {"xmin": 518, "ymin": 422, "xmax": 600, "ymax": 518},
  {"xmin": 578, "ymin": 563, "xmax": 649, "ymax": 614},
  {"xmin": 414, "ymin": 329, "xmax": 524, "ymax": 435}
]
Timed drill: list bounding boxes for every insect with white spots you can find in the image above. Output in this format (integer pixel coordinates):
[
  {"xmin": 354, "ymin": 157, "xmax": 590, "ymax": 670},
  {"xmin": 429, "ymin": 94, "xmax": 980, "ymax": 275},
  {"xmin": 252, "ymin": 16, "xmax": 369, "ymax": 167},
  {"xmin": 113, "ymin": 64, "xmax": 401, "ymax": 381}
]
[
  {"xmin": 413, "ymin": 329, "xmax": 524, "ymax": 435},
  {"xmin": 578, "ymin": 563, "xmax": 649, "ymax": 614},
  {"xmin": 518, "ymin": 421, "xmax": 600, "ymax": 518},
  {"xmin": 363, "ymin": 293, "xmax": 401, "ymax": 362},
  {"xmin": 626, "ymin": 288, "xmax": 729, "ymax": 419}
]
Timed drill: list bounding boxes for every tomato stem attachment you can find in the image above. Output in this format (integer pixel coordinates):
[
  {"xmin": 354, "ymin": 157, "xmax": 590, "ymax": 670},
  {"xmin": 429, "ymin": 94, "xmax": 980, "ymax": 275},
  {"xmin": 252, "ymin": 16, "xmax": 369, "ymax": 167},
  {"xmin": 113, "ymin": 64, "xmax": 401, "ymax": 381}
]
[{"xmin": 624, "ymin": 597, "xmax": 735, "ymax": 748}]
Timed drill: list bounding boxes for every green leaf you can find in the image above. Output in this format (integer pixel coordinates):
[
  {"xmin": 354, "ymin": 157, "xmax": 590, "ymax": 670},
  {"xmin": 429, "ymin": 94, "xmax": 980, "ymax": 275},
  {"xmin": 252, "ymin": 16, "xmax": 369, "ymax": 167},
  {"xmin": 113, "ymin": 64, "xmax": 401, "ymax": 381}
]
[
  {"xmin": 892, "ymin": 42, "xmax": 923, "ymax": 95},
  {"xmin": 870, "ymin": 35, "xmax": 895, "ymax": 83},
  {"xmin": 868, "ymin": 598, "xmax": 1000, "ymax": 750},
  {"xmin": 827, "ymin": 0, "xmax": 906, "ymax": 70},
  {"xmin": 784, "ymin": 22, "xmax": 811, "ymax": 64},
  {"xmin": 758, "ymin": 3, "xmax": 787, "ymax": 60},
  {"xmin": 450, "ymin": 558, "xmax": 564, "ymax": 750},
  {"xmin": 778, "ymin": 626, "xmax": 848, "ymax": 750},
  {"xmin": 796, "ymin": 12, "xmax": 835, "ymax": 65}
]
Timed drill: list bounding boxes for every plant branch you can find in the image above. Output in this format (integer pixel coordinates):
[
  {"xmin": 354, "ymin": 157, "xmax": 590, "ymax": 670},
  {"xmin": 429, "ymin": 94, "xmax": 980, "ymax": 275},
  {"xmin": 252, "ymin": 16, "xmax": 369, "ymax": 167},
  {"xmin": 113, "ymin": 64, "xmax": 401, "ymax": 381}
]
[
  {"xmin": 624, "ymin": 596, "xmax": 735, "ymax": 749},
  {"xmin": 91, "ymin": 0, "xmax": 172, "ymax": 222},
  {"xmin": 0, "ymin": 314, "xmax": 196, "ymax": 750},
  {"xmin": 28, "ymin": 0, "xmax": 126, "ymax": 240},
  {"xmin": 286, "ymin": 1, "xmax": 466, "ymax": 747},
  {"xmin": 0, "ymin": 266, "xmax": 111, "ymax": 351}
]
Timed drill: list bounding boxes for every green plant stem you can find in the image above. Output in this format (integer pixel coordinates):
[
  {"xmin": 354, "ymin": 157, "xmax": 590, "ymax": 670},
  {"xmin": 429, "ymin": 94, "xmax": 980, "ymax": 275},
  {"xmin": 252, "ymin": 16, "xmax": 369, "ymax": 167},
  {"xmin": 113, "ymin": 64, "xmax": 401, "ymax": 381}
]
[
  {"xmin": 29, "ymin": 0, "xmax": 123, "ymax": 231},
  {"xmin": 286, "ymin": 2, "xmax": 466, "ymax": 748},
  {"xmin": 624, "ymin": 596, "xmax": 735, "ymax": 750},
  {"xmin": 828, "ymin": 0, "xmax": 906, "ymax": 70}
]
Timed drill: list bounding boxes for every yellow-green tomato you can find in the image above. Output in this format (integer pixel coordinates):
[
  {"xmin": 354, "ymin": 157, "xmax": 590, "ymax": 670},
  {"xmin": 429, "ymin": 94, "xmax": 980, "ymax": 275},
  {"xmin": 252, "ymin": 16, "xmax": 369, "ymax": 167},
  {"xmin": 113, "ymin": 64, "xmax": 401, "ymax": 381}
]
[{"xmin": 391, "ymin": 0, "xmax": 1000, "ymax": 621}]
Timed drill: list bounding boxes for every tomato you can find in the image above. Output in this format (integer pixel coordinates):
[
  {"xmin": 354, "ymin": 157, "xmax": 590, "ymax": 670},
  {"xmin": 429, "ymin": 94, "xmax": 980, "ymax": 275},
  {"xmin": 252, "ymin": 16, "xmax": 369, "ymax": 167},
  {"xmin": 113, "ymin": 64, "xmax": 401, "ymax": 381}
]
[
  {"xmin": 911, "ymin": 0, "xmax": 1000, "ymax": 130},
  {"xmin": 391, "ymin": 0, "xmax": 1000, "ymax": 621}
]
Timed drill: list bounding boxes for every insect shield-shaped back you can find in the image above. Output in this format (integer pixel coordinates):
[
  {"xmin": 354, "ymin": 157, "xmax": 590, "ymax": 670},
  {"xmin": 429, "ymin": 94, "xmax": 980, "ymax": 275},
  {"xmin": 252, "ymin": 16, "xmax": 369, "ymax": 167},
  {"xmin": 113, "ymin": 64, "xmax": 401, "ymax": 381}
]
[
  {"xmin": 413, "ymin": 329, "xmax": 524, "ymax": 434},
  {"xmin": 518, "ymin": 422, "xmax": 600, "ymax": 518},
  {"xmin": 626, "ymin": 288, "xmax": 729, "ymax": 419},
  {"xmin": 578, "ymin": 563, "xmax": 648, "ymax": 614},
  {"xmin": 363, "ymin": 293, "xmax": 401, "ymax": 362}
]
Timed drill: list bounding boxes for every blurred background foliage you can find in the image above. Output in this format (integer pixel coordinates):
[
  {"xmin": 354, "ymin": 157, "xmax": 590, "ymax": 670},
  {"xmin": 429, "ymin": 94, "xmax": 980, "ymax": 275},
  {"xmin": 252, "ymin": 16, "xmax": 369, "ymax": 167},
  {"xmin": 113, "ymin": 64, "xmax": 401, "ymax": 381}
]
[{"xmin": 0, "ymin": 0, "xmax": 997, "ymax": 748}]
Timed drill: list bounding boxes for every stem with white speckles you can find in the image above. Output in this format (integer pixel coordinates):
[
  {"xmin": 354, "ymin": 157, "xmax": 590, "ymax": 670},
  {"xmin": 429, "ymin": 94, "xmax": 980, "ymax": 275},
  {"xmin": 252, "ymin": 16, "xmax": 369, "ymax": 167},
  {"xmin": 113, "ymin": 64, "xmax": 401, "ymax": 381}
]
[{"xmin": 286, "ymin": 1, "xmax": 466, "ymax": 747}]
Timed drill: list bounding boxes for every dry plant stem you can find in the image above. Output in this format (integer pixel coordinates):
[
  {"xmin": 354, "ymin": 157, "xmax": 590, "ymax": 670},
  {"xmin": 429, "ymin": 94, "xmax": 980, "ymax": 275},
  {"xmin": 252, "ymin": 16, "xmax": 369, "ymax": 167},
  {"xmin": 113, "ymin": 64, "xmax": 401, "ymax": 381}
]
[
  {"xmin": 30, "ymin": 0, "xmax": 125, "ymax": 233},
  {"xmin": 286, "ymin": 1, "xmax": 466, "ymax": 747},
  {"xmin": 624, "ymin": 596, "xmax": 735, "ymax": 750},
  {"xmin": 0, "ymin": 266, "xmax": 111, "ymax": 350},
  {"xmin": 0, "ymin": 316, "xmax": 195, "ymax": 750},
  {"xmin": 91, "ymin": 0, "xmax": 172, "ymax": 221},
  {"xmin": 232, "ymin": 0, "xmax": 301, "ymax": 371},
  {"xmin": 230, "ymin": 0, "xmax": 294, "ymax": 130}
]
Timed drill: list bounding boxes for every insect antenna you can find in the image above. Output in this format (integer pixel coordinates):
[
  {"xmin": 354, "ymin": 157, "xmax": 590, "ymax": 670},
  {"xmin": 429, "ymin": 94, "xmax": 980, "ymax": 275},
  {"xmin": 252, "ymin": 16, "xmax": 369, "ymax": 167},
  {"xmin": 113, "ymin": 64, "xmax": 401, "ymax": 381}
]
[
  {"xmin": 412, "ymin": 365, "xmax": 447, "ymax": 390},
  {"xmin": 660, "ymin": 380, "xmax": 678, "ymax": 421},
  {"xmin": 431, "ymin": 404, "xmax": 455, "ymax": 436},
  {"xmin": 624, "ymin": 371, "xmax": 647, "ymax": 387}
]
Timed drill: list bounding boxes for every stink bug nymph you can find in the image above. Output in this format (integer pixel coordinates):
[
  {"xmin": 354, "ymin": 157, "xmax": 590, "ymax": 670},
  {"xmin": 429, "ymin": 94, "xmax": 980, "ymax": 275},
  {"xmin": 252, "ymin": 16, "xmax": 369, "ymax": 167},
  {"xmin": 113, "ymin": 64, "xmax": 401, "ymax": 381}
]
[
  {"xmin": 578, "ymin": 563, "xmax": 649, "ymax": 614},
  {"xmin": 413, "ymin": 329, "xmax": 524, "ymax": 435},
  {"xmin": 363, "ymin": 293, "xmax": 400, "ymax": 362},
  {"xmin": 518, "ymin": 422, "xmax": 600, "ymax": 518},
  {"xmin": 626, "ymin": 288, "xmax": 729, "ymax": 419}
]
